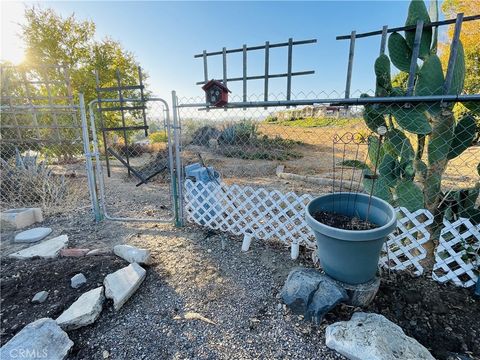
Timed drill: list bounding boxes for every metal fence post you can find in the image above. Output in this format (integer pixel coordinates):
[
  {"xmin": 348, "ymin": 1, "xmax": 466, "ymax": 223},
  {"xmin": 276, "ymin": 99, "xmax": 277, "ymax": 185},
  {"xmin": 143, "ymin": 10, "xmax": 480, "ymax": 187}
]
[
  {"xmin": 172, "ymin": 90, "xmax": 184, "ymax": 226},
  {"xmin": 79, "ymin": 93, "xmax": 101, "ymax": 221}
]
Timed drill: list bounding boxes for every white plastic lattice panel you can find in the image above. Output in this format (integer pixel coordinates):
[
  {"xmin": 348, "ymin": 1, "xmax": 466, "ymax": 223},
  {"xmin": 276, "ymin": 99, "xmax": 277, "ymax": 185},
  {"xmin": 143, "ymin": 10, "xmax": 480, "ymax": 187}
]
[
  {"xmin": 432, "ymin": 217, "xmax": 480, "ymax": 288},
  {"xmin": 184, "ymin": 180, "xmax": 316, "ymax": 248},
  {"xmin": 379, "ymin": 207, "xmax": 434, "ymax": 276}
]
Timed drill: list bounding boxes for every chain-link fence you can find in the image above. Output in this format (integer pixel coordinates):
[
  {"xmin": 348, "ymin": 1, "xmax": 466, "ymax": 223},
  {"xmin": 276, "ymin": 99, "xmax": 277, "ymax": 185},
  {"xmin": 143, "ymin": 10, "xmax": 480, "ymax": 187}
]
[
  {"xmin": 87, "ymin": 98, "xmax": 176, "ymax": 222},
  {"xmin": 178, "ymin": 91, "xmax": 480, "ymax": 287},
  {"xmin": 0, "ymin": 65, "xmax": 90, "ymax": 215}
]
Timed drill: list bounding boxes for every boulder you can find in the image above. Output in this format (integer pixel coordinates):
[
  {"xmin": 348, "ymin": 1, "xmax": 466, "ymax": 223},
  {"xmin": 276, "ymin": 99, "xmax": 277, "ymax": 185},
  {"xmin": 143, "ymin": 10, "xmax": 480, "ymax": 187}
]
[
  {"xmin": 8, "ymin": 235, "xmax": 68, "ymax": 260},
  {"xmin": 0, "ymin": 318, "xmax": 73, "ymax": 360},
  {"xmin": 113, "ymin": 245, "xmax": 151, "ymax": 265},
  {"xmin": 71, "ymin": 273, "xmax": 87, "ymax": 289},
  {"xmin": 104, "ymin": 263, "xmax": 146, "ymax": 310},
  {"xmin": 32, "ymin": 291, "xmax": 49, "ymax": 304},
  {"xmin": 281, "ymin": 268, "xmax": 347, "ymax": 324},
  {"xmin": 14, "ymin": 227, "xmax": 52, "ymax": 243},
  {"xmin": 325, "ymin": 312, "xmax": 435, "ymax": 360},
  {"xmin": 56, "ymin": 287, "xmax": 104, "ymax": 331}
]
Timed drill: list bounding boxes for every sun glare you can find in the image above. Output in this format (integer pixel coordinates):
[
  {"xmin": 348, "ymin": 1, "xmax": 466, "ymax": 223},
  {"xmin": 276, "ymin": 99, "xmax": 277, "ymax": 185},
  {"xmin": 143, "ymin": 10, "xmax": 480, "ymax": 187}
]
[{"xmin": 1, "ymin": 1, "xmax": 26, "ymax": 64}]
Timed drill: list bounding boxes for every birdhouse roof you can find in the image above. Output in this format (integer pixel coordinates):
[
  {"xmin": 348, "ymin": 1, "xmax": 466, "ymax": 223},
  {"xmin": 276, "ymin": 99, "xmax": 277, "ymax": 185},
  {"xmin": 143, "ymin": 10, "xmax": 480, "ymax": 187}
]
[{"xmin": 202, "ymin": 79, "xmax": 231, "ymax": 93}]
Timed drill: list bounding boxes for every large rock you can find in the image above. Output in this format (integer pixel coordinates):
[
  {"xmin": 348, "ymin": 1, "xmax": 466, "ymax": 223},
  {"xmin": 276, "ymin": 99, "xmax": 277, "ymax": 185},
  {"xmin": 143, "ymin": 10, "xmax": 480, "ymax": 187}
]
[
  {"xmin": 14, "ymin": 227, "xmax": 52, "ymax": 243},
  {"xmin": 0, "ymin": 318, "xmax": 73, "ymax": 360},
  {"xmin": 325, "ymin": 312, "xmax": 435, "ymax": 360},
  {"xmin": 1, "ymin": 208, "xmax": 43, "ymax": 230},
  {"xmin": 281, "ymin": 268, "xmax": 347, "ymax": 324},
  {"xmin": 56, "ymin": 287, "xmax": 104, "ymax": 331},
  {"xmin": 104, "ymin": 263, "xmax": 146, "ymax": 310},
  {"xmin": 113, "ymin": 244, "xmax": 152, "ymax": 265},
  {"xmin": 8, "ymin": 235, "xmax": 68, "ymax": 260}
]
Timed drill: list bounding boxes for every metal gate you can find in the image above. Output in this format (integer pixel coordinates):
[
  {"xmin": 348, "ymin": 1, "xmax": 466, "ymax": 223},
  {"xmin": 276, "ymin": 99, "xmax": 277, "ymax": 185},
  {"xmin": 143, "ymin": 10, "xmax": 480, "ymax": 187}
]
[{"xmin": 84, "ymin": 97, "xmax": 181, "ymax": 223}]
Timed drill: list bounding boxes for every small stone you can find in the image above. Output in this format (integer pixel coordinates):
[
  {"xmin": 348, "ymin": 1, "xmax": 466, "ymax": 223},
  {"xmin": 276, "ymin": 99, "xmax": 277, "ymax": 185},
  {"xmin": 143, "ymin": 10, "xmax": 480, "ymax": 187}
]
[
  {"xmin": 326, "ymin": 312, "xmax": 435, "ymax": 360},
  {"xmin": 56, "ymin": 287, "xmax": 104, "ymax": 330},
  {"xmin": 113, "ymin": 245, "xmax": 151, "ymax": 265},
  {"xmin": 31, "ymin": 291, "xmax": 49, "ymax": 304},
  {"xmin": 0, "ymin": 318, "xmax": 73, "ymax": 360},
  {"xmin": 60, "ymin": 248, "xmax": 90, "ymax": 257},
  {"xmin": 104, "ymin": 263, "xmax": 146, "ymax": 310},
  {"xmin": 103, "ymin": 350, "xmax": 110, "ymax": 359},
  {"xmin": 71, "ymin": 273, "xmax": 87, "ymax": 289},
  {"xmin": 8, "ymin": 235, "xmax": 68, "ymax": 260},
  {"xmin": 14, "ymin": 227, "xmax": 52, "ymax": 243}
]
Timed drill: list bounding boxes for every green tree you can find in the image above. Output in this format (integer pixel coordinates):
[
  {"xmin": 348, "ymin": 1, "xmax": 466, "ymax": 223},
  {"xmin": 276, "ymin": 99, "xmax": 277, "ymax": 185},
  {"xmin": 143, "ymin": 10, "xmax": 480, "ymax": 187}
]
[{"xmin": 1, "ymin": 6, "xmax": 147, "ymax": 156}]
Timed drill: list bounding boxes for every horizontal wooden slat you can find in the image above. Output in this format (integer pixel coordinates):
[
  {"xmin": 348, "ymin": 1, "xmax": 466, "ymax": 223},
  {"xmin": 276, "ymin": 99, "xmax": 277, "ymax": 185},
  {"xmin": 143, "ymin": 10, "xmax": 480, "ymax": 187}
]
[
  {"xmin": 96, "ymin": 85, "xmax": 144, "ymax": 92},
  {"xmin": 103, "ymin": 125, "xmax": 149, "ymax": 132},
  {"xmin": 98, "ymin": 105, "xmax": 146, "ymax": 112}
]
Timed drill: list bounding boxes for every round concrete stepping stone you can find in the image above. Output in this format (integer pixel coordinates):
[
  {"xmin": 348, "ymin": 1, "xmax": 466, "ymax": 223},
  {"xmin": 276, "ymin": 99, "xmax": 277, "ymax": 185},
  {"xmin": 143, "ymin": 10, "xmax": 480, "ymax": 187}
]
[{"xmin": 14, "ymin": 227, "xmax": 52, "ymax": 243}]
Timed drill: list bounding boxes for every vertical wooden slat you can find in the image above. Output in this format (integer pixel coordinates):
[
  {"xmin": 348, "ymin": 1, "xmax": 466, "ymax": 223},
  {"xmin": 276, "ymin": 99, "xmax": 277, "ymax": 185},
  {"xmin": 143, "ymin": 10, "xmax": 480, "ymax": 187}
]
[
  {"xmin": 344, "ymin": 31, "xmax": 356, "ymax": 99},
  {"xmin": 243, "ymin": 44, "xmax": 247, "ymax": 107},
  {"xmin": 380, "ymin": 25, "xmax": 388, "ymax": 55},
  {"xmin": 116, "ymin": 69, "xmax": 131, "ymax": 176},
  {"xmin": 95, "ymin": 69, "xmax": 111, "ymax": 177},
  {"xmin": 264, "ymin": 41, "xmax": 270, "ymax": 108},
  {"xmin": 286, "ymin": 38, "xmax": 293, "ymax": 104},
  {"xmin": 138, "ymin": 66, "xmax": 148, "ymax": 136},
  {"xmin": 203, "ymin": 50, "xmax": 208, "ymax": 85},
  {"xmin": 2, "ymin": 67, "xmax": 23, "ymax": 142},
  {"xmin": 444, "ymin": 13, "xmax": 464, "ymax": 94},
  {"xmin": 21, "ymin": 70, "xmax": 41, "ymax": 140},
  {"xmin": 222, "ymin": 47, "xmax": 227, "ymax": 86},
  {"xmin": 406, "ymin": 20, "xmax": 424, "ymax": 96},
  {"xmin": 42, "ymin": 68, "xmax": 62, "ymax": 142},
  {"xmin": 222, "ymin": 47, "xmax": 227, "ymax": 111},
  {"xmin": 63, "ymin": 66, "xmax": 81, "ymax": 139}
]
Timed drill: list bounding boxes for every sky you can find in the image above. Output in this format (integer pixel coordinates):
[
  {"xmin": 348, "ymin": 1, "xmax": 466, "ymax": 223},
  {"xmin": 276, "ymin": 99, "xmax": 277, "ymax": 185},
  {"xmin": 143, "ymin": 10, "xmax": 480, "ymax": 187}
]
[{"xmin": 1, "ymin": 1, "xmax": 445, "ymax": 101}]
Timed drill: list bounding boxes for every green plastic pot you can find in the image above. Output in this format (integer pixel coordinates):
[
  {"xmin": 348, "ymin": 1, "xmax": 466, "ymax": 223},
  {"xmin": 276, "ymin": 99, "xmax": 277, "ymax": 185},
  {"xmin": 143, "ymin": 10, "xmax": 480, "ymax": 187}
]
[{"xmin": 305, "ymin": 192, "xmax": 397, "ymax": 284}]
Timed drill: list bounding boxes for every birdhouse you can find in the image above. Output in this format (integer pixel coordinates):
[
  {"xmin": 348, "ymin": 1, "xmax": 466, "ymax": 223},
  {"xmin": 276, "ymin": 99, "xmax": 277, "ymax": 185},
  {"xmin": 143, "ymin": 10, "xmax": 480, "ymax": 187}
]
[{"xmin": 202, "ymin": 80, "xmax": 231, "ymax": 107}]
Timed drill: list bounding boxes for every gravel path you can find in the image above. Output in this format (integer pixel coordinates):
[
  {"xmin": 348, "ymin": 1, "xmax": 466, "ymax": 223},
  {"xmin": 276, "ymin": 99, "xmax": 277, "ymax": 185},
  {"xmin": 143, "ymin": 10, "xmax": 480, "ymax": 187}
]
[{"xmin": 68, "ymin": 223, "xmax": 344, "ymax": 359}]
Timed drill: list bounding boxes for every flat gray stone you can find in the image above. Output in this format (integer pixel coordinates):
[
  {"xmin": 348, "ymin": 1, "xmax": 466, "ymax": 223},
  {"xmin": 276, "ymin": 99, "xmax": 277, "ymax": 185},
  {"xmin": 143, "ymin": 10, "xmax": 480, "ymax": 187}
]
[
  {"xmin": 0, "ymin": 318, "xmax": 73, "ymax": 360},
  {"xmin": 32, "ymin": 291, "xmax": 49, "ymax": 304},
  {"xmin": 71, "ymin": 273, "xmax": 87, "ymax": 289},
  {"xmin": 8, "ymin": 235, "xmax": 68, "ymax": 260},
  {"xmin": 325, "ymin": 312, "xmax": 435, "ymax": 360},
  {"xmin": 281, "ymin": 268, "xmax": 347, "ymax": 324},
  {"xmin": 113, "ymin": 245, "xmax": 152, "ymax": 265},
  {"xmin": 104, "ymin": 263, "xmax": 146, "ymax": 311},
  {"xmin": 14, "ymin": 227, "xmax": 52, "ymax": 243},
  {"xmin": 56, "ymin": 287, "xmax": 104, "ymax": 330}
]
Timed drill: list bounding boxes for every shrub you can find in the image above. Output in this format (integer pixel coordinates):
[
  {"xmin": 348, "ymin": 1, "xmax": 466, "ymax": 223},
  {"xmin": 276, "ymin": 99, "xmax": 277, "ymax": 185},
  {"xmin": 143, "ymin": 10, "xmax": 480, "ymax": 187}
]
[
  {"xmin": 0, "ymin": 150, "xmax": 69, "ymax": 209},
  {"xmin": 149, "ymin": 131, "xmax": 168, "ymax": 143}
]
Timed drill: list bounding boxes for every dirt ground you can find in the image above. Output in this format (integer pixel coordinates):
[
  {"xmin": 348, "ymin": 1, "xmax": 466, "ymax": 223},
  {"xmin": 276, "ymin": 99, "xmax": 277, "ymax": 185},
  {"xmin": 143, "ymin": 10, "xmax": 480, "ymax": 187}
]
[
  {"xmin": 1, "ymin": 207, "xmax": 479, "ymax": 359},
  {"xmin": 1, "ymin": 120, "xmax": 478, "ymax": 359}
]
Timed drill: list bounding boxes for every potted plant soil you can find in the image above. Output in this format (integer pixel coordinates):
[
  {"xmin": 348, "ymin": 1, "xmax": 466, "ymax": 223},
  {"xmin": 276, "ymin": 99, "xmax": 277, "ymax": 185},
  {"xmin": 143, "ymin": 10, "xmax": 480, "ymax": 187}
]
[{"xmin": 305, "ymin": 192, "xmax": 397, "ymax": 284}]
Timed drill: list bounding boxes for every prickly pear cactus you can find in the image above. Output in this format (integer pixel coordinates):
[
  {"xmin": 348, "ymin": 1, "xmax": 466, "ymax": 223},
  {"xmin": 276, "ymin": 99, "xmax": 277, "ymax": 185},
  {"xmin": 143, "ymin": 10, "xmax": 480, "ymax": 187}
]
[{"xmin": 351, "ymin": 0, "xmax": 478, "ymax": 218}]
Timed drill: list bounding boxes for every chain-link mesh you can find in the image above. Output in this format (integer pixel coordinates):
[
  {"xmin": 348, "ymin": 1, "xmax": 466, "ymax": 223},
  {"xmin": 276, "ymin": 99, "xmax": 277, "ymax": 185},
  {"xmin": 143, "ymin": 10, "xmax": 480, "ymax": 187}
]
[
  {"xmin": 0, "ymin": 65, "xmax": 89, "ymax": 215},
  {"xmin": 90, "ymin": 99, "xmax": 174, "ymax": 221},
  {"xmin": 178, "ymin": 92, "xmax": 480, "ymax": 285}
]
